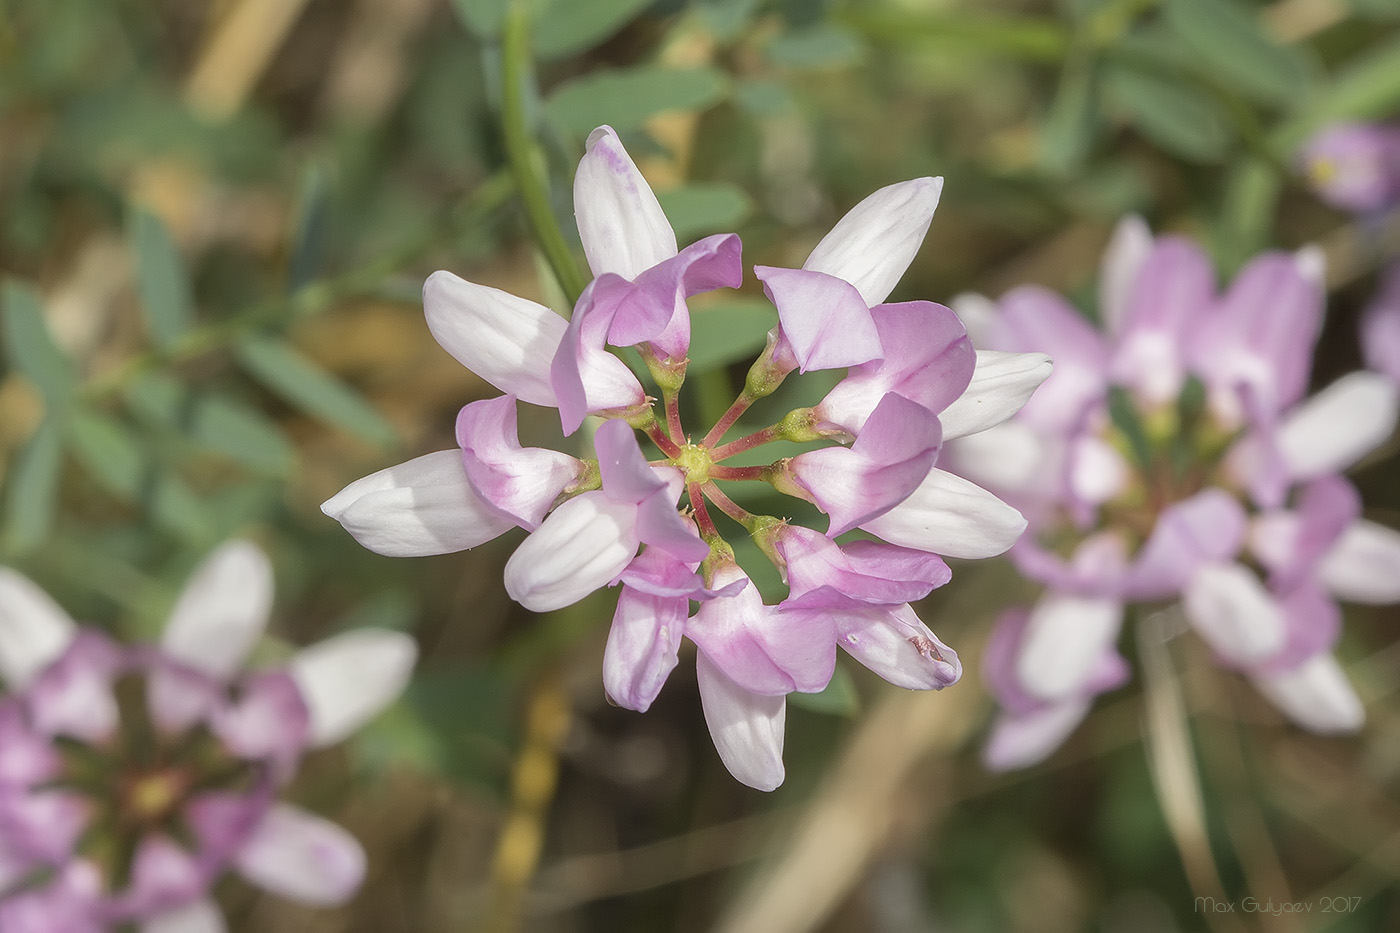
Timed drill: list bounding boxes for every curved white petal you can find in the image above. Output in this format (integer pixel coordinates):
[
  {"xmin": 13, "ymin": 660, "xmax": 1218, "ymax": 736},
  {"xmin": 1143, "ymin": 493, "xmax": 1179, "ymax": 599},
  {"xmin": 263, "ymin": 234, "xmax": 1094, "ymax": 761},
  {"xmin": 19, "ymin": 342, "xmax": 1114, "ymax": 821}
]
[
  {"xmin": 1098, "ymin": 215, "xmax": 1153, "ymax": 336},
  {"xmin": 235, "ymin": 803, "xmax": 366, "ymax": 906},
  {"xmin": 862, "ymin": 468, "xmax": 1027, "ymax": 559},
  {"xmin": 161, "ymin": 540, "xmax": 272, "ymax": 681},
  {"xmin": 573, "ymin": 126, "xmax": 678, "ymax": 279},
  {"xmin": 423, "ymin": 271, "xmax": 565, "ymax": 407},
  {"xmin": 140, "ymin": 899, "xmax": 227, "ymax": 933},
  {"xmin": 1252, "ymin": 653, "xmax": 1364, "ymax": 734},
  {"xmin": 0, "ymin": 569, "xmax": 76, "ymax": 690},
  {"xmin": 982, "ymin": 700, "xmax": 1092, "ymax": 772},
  {"xmin": 803, "ymin": 177, "xmax": 944, "ymax": 306},
  {"xmin": 1182, "ymin": 563, "xmax": 1286, "ymax": 665},
  {"xmin": 696, "ymin": 652, "xmax": 786, "ymax": 792},
  {"xmin": 288, "ymin": 629, "xmax": 418, "ymax": 747},
  {"xmin": 938, "ymin": 351, "xmax": 1053, "ymax": 440},
  {"xmin": 942, "ymin": 422, "xmax": 1046, "ymax": 496},
  {"xmin": 1318, "ymin": 519, "xmax": 1400, "ymax": 604},
  {"xmin": 1015, "ymin": 593, "xmax": 1123, "ymax": 702},
  {"xmin": 1277, "ymin": 372, "xmax": 1399, "ymax": 481},
  {"xmin": 322, "ymin": 451, "xmax": 516, "ymax": 557},
  {"xmin": 503, "ymin": 492, "xmax": 638, "ymax": 612}
]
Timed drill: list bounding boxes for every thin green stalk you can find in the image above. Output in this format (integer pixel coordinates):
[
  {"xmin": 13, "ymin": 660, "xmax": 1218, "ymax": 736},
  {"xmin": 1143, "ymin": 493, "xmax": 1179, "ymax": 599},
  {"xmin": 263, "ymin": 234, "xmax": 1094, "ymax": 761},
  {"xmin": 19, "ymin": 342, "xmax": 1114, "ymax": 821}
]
[{"xmin": 500, "ymin": 3, "xmax": 588, "ymax": 306}]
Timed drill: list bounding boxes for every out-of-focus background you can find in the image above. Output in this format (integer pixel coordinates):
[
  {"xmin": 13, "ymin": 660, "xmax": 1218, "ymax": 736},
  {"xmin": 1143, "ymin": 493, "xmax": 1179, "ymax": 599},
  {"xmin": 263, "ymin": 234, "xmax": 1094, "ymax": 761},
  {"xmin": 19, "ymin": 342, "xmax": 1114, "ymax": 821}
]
[{"xmin": 2, "ymin": 0, "xmax": 1400, "ymax": 930}]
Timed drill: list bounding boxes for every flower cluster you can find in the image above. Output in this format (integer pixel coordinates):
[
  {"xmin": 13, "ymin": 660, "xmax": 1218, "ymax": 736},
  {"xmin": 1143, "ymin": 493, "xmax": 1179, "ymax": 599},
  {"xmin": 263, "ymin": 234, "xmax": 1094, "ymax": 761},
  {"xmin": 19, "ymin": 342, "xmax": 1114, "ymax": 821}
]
[
  {"xmin": 947, "ymin": 217, "xmax": 1400, "ymax": 770},
  {"xmin": 0, "ymin": 541, "xmax": 416, "ymax": 930},
  {"xmin": 323, "ymin": 126, "xmax": 1052, "ymax": 790}
]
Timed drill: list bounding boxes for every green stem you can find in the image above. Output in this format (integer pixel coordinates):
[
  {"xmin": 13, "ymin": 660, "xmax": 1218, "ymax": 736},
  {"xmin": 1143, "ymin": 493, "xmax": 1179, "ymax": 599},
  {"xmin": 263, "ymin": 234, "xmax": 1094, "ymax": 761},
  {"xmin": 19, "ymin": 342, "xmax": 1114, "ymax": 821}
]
[{"xmin": 500, "ymin": 3, "xmax": 588, "ymax": 306}]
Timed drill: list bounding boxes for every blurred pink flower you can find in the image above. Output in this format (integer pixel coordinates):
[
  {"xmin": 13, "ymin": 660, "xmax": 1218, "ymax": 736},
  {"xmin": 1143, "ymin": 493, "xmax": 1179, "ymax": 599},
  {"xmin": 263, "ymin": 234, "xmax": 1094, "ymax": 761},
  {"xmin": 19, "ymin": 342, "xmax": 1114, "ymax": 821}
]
[
  {"xmin": 324, "ymin": 125, "xmax": 1052, "ymax": 790},
  {"xmin": 951, "ymin": 217, "xmax": 1400, "ymax": 770},
  {"xmin": 0, "ymin": 541, "xmax": 415, "ymax": 929},
  {"xmin": 1299, "ymin": 121, "xmax": 1400, "ymax": 214}
]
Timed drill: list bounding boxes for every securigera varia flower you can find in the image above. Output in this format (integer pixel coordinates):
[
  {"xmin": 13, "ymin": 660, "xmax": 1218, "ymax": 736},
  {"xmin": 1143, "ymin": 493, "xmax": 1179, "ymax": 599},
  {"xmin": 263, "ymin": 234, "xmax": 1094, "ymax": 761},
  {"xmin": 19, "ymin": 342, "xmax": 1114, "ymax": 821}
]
[
  {"xmin": 946, "ymin": 217, "xmax": 1400, "ymax": 770},
  {"xmin": 0, "ymin": 541, "xmax": 416, "ymax": 929},
  {"xmin": 324, "ymin": 126, "xmax": 1052, "ymax": 790}
]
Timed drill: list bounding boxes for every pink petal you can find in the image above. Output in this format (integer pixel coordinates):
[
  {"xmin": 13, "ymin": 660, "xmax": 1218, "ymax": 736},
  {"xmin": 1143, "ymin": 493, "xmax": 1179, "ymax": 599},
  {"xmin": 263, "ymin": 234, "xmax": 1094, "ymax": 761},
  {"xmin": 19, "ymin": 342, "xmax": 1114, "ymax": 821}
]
[
  {"xmin": 550, "ymin": 274, "xmax": 648, "ymax": 436},
  {"xmin": 834, "ymin": 603, "xmax": 961, "ymax": 690},
  {"xmin": 754, "ymin": 266, "xmax": 882, "ymax": 372},
  {"xmin": 1109, "ymin": 236, "xmax": 1216, "ymax": 403},
  {"xmin": 789, "ymin": 392, "xmax": 943, "ymax": 537},
  {"xmin": 602, "ymin": 587, "xmax": 686, "ymax": 712},
  {"xmin": 457, "ymin": 395, "xmax": 582, "ymax": 530}
]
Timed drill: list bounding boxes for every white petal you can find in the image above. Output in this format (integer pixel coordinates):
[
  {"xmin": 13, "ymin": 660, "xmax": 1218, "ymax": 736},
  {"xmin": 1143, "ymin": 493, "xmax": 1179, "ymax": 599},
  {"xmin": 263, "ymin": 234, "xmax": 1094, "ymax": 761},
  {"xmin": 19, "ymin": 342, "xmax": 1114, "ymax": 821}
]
[
  {"xmin": 862, "ymin": 468, "xmax": 1027, "ymax": 559},
  {"xmin": 322, "ymin": 451, "xmax": 516, "ymax": 557},
  {"xmin": 235, "ymin": 803, "xmax": 366, "ymax": 906},
  {"xmin": 803, "ymin": 177, "xmax": 943, "ymax": 306},
  {"xmin": 573, "ymin": 125, "xmax": 677, "ymax": 279},
  {"xmin": 1068, "ymin": 435, "xmax": 1130, "ymax": 505},
  {"xmin": 1277, "ymin": 372, "xmax": 1399, "ymax": 481},
  {"xmin": 1293, "ymin": 244, "xmax": 1326, "ymax": 288},
  {"xmin": 1182, "ymin": 563, "xmax": 1286, "ymax": 665},
  {"xmin": 161, "ymin": 540, "xmax": 272, "ymax": 681},
  {"xmin": 982, "ymin": 700, "xmax": 1092, "ymax": 772},
  {"xmin": 1016, "ymin": 593, "xmax": 1123, "ymax": 702},
  {"xmin": 288, "ymin": 629, "xmax": 417, "ymax": 747},
  {"xmin": 942, "ymin": 422, "xmax": 1046, "ymax": 496},
  {"xmin": 1098, "ymin": 215, "xmax": 1153, "ymax": 336},
  {"xmin": 938, "ymin": 351, "xmax": 1053, "ymax": 440},
  {"xmin": 423, "ymin": 271, "xmax": 565, "ymax": 407},
  {"xmin": 0, "ymin": 569, "xmax": 76, "ymax": 689},
  {"xmin": 696, "ymin": 652, "xmax": 786, "ymax": 792},
  {"xmin": 503, "ymin": 492, "xmax": 638, "ymax": 612},
  {"xmin": 1319, "ymin": 519, "xmax": 1400, "ymax": 603},
  {"xmin": 141, "ymin": 899, "xmax": 227, "ymax": 933},
  {"xmin": 1252, "ymin": 653, "xmax": 1363, "ymax": 734}
]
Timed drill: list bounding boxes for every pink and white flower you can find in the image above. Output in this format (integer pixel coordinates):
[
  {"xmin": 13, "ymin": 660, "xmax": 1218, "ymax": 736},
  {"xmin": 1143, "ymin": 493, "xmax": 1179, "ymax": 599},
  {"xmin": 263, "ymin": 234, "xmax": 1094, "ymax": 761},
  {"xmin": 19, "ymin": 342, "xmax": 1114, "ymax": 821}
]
[
  {"xmin": 950, "ymin": 217, "xmax": 1400, "ymax": 769},
  {"xmin": 324, "ymin": 125, "xmax": 1051, "ymax": 789},
  {"xmin": 0, "ymin": 541, "xmax": 415, "ymax": 929}
]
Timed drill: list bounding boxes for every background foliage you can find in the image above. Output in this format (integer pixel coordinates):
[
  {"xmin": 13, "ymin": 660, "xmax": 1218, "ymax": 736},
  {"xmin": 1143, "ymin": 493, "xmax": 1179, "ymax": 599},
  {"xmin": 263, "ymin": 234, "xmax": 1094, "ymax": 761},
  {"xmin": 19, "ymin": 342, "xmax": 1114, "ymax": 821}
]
[{"xmin": 2, "ymin": 0, "xmax": 1400, "ymax": 930}]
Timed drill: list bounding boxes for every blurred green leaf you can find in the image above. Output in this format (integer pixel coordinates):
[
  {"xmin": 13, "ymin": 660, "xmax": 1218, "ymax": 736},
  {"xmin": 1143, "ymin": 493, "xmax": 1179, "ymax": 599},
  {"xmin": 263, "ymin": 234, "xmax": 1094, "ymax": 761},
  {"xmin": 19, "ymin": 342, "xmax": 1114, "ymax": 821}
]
[
  {"xmin": 1103, "ymin": 63, "xmax": 1229, "ymax": 161},
  {"xmin": 287, "ymin": 165, "xmax": 329, "ymax": 294},
  {"xmin": 124, "ymin": 373, "xmax": 297, "ymax": 476},
  {"xmin": 687, "ymin": 299, "xmax": 776, "ymax": 373},
  {"xmin": 766, "ymin": 24, "xmax": 864, "ymax": 68},
  {"xmin": 450, "ymin": 0, "xmax": 510, "ymax": 39},
  {"xmin": 235, "ymin": 335, "xmax": 397, "ymax": 447},
  {"xmin": 840, "ymin": 9, "xmax": 1068, "ymax": 62},
  {"xmin": 657, "ymin": 182, "xmax": 754, "ymax": 242},
  {"xmin": 1163, "ymin": 0, "xmax": 1310, "ymax": 107},
  {"xmin": 357, "ymin": 667, "xmax": 514, "ymax": 794},
  {"xmin": 1215, "ymin": 157, "xmax": 1280, "ymax": 270},
  {"xmin": 1285, "ymin": 33, "xmax": 1400, "ymax": 144},
  {"xmin": 789, "ymin": 662, "xmax": 859, "ymax": 716},
  {"xmin": 533, "ymin": 0, "xmax": 653, "ymax": 59},
  {"xmin": 1040, "ymin": 54, "xmax": 1099, "ymax": 175},
  {"xmin": 696, "ymin": 0, "xmax": 760, "ymax": 40},
  {"xmin": 2, "ymin": 281, "xmax": 74, "ymax": 412},
  {"xmin": 734, "ymin": 78, "xmax": 795, "ymax": 117},
  {"xmin": 544, "ymin": 66, "xmax": 728, "ymax": 136},
  {"xmin": 64, "ymin": 410, "xmax": 210, "ymax": 541},
  {"xmin": 130, "ymin": 209, "xmax": 194, "ymax": 347},
  {"xmin": 3, "ymin": 418, "xmax": 63, "ymax": 554}
]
